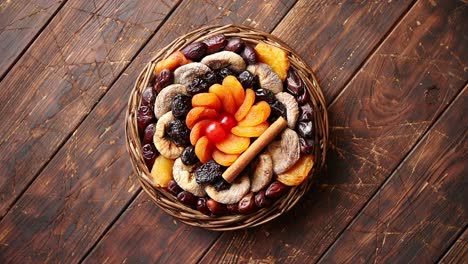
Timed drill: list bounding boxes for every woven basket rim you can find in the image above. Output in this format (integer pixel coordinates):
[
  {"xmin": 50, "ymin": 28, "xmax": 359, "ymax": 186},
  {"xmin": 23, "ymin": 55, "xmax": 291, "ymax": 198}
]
[{"xmin": 125, "ymin": 24, "xmax": 329, "ymax": 231}]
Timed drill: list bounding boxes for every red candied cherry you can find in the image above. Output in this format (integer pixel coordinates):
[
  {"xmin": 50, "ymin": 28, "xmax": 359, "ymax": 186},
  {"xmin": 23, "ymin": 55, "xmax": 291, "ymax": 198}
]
[
  {"xmin": 205, "ymin": 121, "xmax": 227, "ymax": 143},
  {"xmin": 218, "ymin": 113, "xmax": 237, "ymax": 131}
]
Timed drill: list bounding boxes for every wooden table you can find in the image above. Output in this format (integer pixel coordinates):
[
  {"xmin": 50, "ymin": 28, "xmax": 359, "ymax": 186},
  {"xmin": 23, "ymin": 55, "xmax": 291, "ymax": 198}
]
[{"xmin": 0, "ymin": 0, "xmax": 466, "ymax": 263}]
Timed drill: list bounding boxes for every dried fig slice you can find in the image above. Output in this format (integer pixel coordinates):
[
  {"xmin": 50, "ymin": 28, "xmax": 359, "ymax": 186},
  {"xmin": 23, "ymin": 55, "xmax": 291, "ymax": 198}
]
[
  {"xmin": 266, "ymin": 128, "xmax": 300, "ymax": 174},
  {"xmin": 246, "ymin": 63, "xmax": 283, "ymax": 94},
  {"xmin": 201, "ymin": 51, "xmax": 246, "ymax": 72}
]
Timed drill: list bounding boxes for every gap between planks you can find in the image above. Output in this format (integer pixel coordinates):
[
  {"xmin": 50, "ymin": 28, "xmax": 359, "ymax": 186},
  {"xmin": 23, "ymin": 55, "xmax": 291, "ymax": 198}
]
[{"xmin": 436, "ymin": 225, "xmax": 468, "ymax": 263}]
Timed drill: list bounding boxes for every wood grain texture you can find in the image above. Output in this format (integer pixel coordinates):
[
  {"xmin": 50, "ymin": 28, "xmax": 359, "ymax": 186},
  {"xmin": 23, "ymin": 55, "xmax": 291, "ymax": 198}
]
[
  {"xmin": 200, "ymin": 1, "xmax": 468, "ymax": 263},
  {"xmin": 271, "ymin": 0, "xmax": 415, "ymax": 103},
  {"xmin": 319, "ymin": 87, "xmax": 467, "ymax": 263},
  {"xmin": 0, "ymin": 0, "xmax": 65, "ymax": 78},
  {"xmin": 440, "ymin": 228, "xmax": 468, "ymax": 264},
  {"xmin": 0, "ymin": 0, "xmax": 179, "ymax": 218},
  {"xmin": 0, "ymin": 0, "xmax": 297, "ymax": 263}
]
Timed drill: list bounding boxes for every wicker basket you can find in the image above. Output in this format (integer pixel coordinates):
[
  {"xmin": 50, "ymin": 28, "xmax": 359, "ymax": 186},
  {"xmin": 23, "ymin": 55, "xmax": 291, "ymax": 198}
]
[{"xmin": 125, "ymin": 24, "xmax": 328, "ymax": 231}]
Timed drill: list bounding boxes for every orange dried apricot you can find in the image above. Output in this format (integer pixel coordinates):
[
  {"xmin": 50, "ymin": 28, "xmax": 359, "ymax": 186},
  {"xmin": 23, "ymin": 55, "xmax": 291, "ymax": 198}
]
[
  {"xmin": 189, "ymin": 119, "xmax": 213, "ymax": 146},
  {"xmin": 212, "ymin": 149, "xmax": 239, "ymax": 166},
  {"xmin": 237, "ymin": 101, "xmax": 271, "ymax": 127},
  {"xmin": 231, "ymin": 122, "xmax": 269, "ymax": 137},
  {"xmin": 215, "ymin": 133, "xmax": 250, "ymax": 155},
  {"xmin": 192, "ymin": 93, "xmax": 222, "ymax": 112},
  {"xmin": 195, "ymin": 136, "xmax": 214, "ymax": 163},
  {"xmin": 234, "ymin": 89, "xmax": 255, "ymax": 121},
  {"xmin": 154, "ymin": 51, "xmax": 191, "ymax": 75},
  {"xmin": 222, "ymin": 75, "xmax": 245, "ymax": 107},
  {"xmin": 186, "ymin": 107, "xmax": 218, "ymax": 129},
  {"xmin": 208, "ymin": 84, "xmax": 237, "ymax": 115},
  {"xmin": 255, "ymin": 43, "xmax": 289, "ymax": 81},
  {"xmin": 276, "ymin": 155, "xmax": 314, "ymax": 186}
]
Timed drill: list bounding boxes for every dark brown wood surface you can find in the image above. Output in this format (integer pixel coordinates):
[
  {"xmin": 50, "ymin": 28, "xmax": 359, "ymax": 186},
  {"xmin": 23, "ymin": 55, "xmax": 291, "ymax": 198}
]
[{"xmin": 0, "ymin": 0, "xmax": 466, "ymax": 263}]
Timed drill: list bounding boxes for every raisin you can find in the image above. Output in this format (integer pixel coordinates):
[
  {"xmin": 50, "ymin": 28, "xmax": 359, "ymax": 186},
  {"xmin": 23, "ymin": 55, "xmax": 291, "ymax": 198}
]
[
  {"xmin": 168, "ymin": 179, "xmax": 182, "ymax": 196},
  {"xmin": 154, "ymin": 69, "xmax": 174, "ymax": 93},
  {"xmin": 224, "ymin": 37, "xmax": 245, "ymax": 53},
  {"xmin": 255, "ymin": 190, "xmax": 272, "ymax": 208},
  {"xmin": 137, "ymin": 105, "xmax": 155, "ymax": 135},
  {"xmin": 265, "ymin": 181, "xmax": 289, "ymax": 199},
  {"xmin": 255, "ymin": 88, "xmax": 276, "ymax": 104},
  {"xmin": 211, "ymin": 177, "xmax": 230, "ymax": 191},
  {"xmin": 141, "ymin": 87, "xmax": 156, "ymax": 106},
  {"xmin": 142, "ymin": 143, "xmax": 157, "ymax": 169},
  {"xmin": 181, "ymin": 146, "xmax": 199, "ymax": 165},
  {"xmin": 167, "ymin": 119, "xmax": 190, "ymax": 146},
  {"xmin": 197, "ymin": 197, "xmax": 211, "ymax": 215},
  {"xmin": 268, "ymin": 100, "xmax": 287, "ymax": 124},
  {"xmin": 195, "ymin": 160, "xmax": 224, "ymax": 184},
  {"xmin": 204, "ymin": 71, "xmax": 220, "ymax": 86},
  {"xmin": 299, "ymin": 137, "xmax": 314, "ymax": 155},
  {"xmin": 216, "ymin": 68, "xmax": 235, "ymax": 80},
  {"xmin": 177, "ymin": 191, "xmax": 197, "ymax": 209},
  {"xmin": 297, "ymin": 121, "xmax": 313, "ymax": 138},
  {"xmin": 241, "ymin": 45, "xmax": 258, "ymax": 65},
  {"xmin": 203, "ymin": 34, "xmax": 227, "ymax": 54},
  {"xmin": 286, "ymin": 69, "xmax": 305, "ymax": 96},
  {"xmin": 143, "ymin": 123, "xmax": 156, "ymax": 144},
  {"xmin": 171, "ymin": 94, "xmax": 192, "ymax": 119},
  {"xmin": 238, "ymin": 193, "xmax": 257, "ymax": 214},
  {"xmin": 181, "ymin": 42, "xmax": 207, "ymax": 61},
  {"xmin": 187, "ymin": 77, "xmax": 210, "ymax": 95}
]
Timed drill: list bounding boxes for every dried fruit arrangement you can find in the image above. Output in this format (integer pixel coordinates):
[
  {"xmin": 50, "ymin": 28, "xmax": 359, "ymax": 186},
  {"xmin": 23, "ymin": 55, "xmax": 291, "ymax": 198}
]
[{"xmin": 137, "ymin": 34, "xmax": 316, "ymax": 216}]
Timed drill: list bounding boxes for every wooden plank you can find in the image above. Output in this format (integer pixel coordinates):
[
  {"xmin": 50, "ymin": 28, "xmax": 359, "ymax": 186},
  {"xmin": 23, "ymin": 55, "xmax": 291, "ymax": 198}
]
[
  {"xmin": 271, "ymin": 0, "xmax": 416, "ymax": 103},
  {"xmin": 0, "ymin": 1, "xmax": 297, "ymax": 263},
  {"xmin": 440, "ymin": 228, "xmax": 468, "ymax": 264},
  {"xmin": 0, "ymin": 0, "xmax": 180, "ymax": 218},
  {"xmin": 199, "ymin": 1, "xmax": 468, "ymax": 263},
  {"xmin": 319, "ymin": 87, "xmax": 467, "ymax": 263},
  {"xmin": 0, "ymin": 0, "xmax": 65, "ymax": 78}
]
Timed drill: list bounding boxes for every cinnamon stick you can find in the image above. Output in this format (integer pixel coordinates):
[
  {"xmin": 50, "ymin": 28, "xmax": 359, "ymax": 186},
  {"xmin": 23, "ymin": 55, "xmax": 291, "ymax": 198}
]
[{"xmin": 222, "ymin": 117, "xmax": 287, "ymax": 183}]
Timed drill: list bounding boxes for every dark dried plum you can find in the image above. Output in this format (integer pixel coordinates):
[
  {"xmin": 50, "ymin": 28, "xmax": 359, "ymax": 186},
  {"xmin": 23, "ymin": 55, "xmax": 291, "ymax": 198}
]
[
  {"xmin": 154, "ymin": 69, "xmax": 174, "ymax": 93},
  {"xmin": 187, "ymin": 77, "xmax": 210, "ymax": 95},
  {"xmin": 268, "ymin": 100, "xmax": 287, "ymax": 124},
  {"xmin": 196, "ymin": 198, "xmax": 211, "ymax": 215},
  {"xmin": 297, "ymin": 90, "xmax": 310, "ymax": 105},
  {"xmin": 255, "ymin": 190, "xmax": 272, "ymax": 208},
  {"xmin": 224, "ymin": 37, "xmax": 245, "ymax": 53},
  {"xmin": 203, "ymin": 34, "xmax": 227, "ymax": 54},
  {"xmin": 143, "ymin": 123, "xmax": 156, "ymax": 144},
  {"xmin": 168, "ymin": 180, "xmax": 182, "ymax": 196},
  {"xmin": 241, "ymin": 45, "xmax": 258, "ymax": 65},
  {"xmin": 141, "ymin": 87, "xmax": 155, "ymax": 106},
  {"xmin": 181, "ymin": 146, "xmax": 199, "ymax": 165},
  {"xmin": 177, "ymin": 191, "xmax": 197, "ymax": 208},
  {"xmin": 167, "ymin": 119, "xmax": 190, "ymax": 146},
  {"xmin": 181, "ymin": 42, "xmax": 207, "ymax": 61},
  {"xmin": 212, "ymin": 177, "xmax": 230, "ymax": 191},
  {"xmin": 237, "ymin": 71, "xmax": 260, "ymax": 89},
  {"xmin": 195, "ymin": 160, "xmax": 224, "ymax": 184},
  {"xmin": 265, "ymin": 181, "xmax": 289, "ymax": 199},
  {"xmin": 204, "ymin": 71, "xmax": 220, "ymax": 86},
  {"xmin": 142, "ymin": 143, "xmax": 157, "ymax": 169},
  {"xmin": 299, "ymin": 103, "xmax": 314, "ymax": 121},
  {"xmin": 299, "ymin": 137, "xmax": 314, "ymax": 154},
  {"xmin": 137, "ymin": 105, "xmax": 155, "ymax": 134},
  {"xmin": 255, "ymin": 88, "xmax": 276, "ymax": 104},
  {"xmin": 297, "ymin": 121, "xmax": 313, "ymax": 138},
  {"xmin": 171, "ymin": 94, "xmax": 192, "ymax": 119},
  {"xmin": 216, "ymin": 68, "xmax": 235, "ymax": 80},
  {"xmin": 286, "ymin": 69, "xmax": 305, "ymax": 96}
]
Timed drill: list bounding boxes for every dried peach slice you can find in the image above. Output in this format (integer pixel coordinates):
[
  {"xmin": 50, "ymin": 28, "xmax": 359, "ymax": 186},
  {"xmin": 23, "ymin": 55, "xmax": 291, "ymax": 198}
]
[
  {"xmin": 222, "ymin": 75, "xmax": 245, "ymax": 107},
  {"xmin": 195, "ymin": 136, "xmax": 214, "ymax": 163},
  {"xmin": 234, "ymin": 89, "xmax": 255, "ymax": 121},
  {"xmin": 231, "ymin": 122, "xmax": 269, "ymax": 137},
  {"xmin": 276, "ymin": 155, "xmax": 314, "ymax": 186},
  {"xmin": 209, "ymin": 84, "xmax": 237, "ymax": 114},
  {"xmin": 192, "ymin": 93, "xmax": 222, "ymax": 112},
  {"xmin": 186, "ymin": 107, "xmax": 218, "ymax": 129},
  {"xmin": 190, "ymin": 119, "xmax": 213, "ymax": 146},
  {"xmin": 212, "ymin": 149, "xmax": 239, "ymax": 166},
  {"xmin": 255, "ymin": 43, "xmax": 289, "ymax": 81},
  {"xmin": 154, "ymin": 51, "xmax": 191, "ymax": 75},
  {"xmin": 215, "ymin": 133, "xmax": 250, "ymax": 155},
  {"xmin": 237, "ymin": 101, "xmax": 271, "ymax": 127},
  {"xmin": 150, "ymin": 155, "xmax": 175, "ymax": 187}
]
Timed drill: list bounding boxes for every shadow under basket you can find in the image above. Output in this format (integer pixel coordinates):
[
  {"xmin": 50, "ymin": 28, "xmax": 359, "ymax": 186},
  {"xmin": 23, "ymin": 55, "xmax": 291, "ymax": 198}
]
[{"xmin": 125, "ymin": 24, "xmax": 329, "ymax": 231}]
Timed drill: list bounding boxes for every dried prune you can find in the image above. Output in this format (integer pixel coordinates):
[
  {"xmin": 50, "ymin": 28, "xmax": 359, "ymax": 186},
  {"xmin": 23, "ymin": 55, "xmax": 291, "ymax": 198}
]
[
  {"xmin": 299, "ymin": 137, "xmax": 314, "ymax": 154},
  {"xmin": 241, "ymin": 45, "xmax": 257, "ymax": 65},
  {"xmin": 181, "ymin": 146, "xmax": 199, "ymax": 165},
  {"xmin": 238, "ymin": 193, "xmax": 257, "ymax": 214},
  {"xmin": 197, "ymin": 198, "xmax": 211, "ymax": 215},
  {"xmin": 206, "ymin": 199, "xmax": 227, "ymax": 215},
  {"xmin": 171, "ymin": 94, "xmax": 192, "ymax": 119},
  {"xmin": 203, "ymin": 34, "xmax": 227, "ymax": 54},
  {"xmin": 299, "ymin": 103, "xmax": 314, "ymax": 121},
  {"xmin": 265, "ymin": 181, "xmax": 289, "ymax": 199},
  {"xmin": 195, "ymin": 160, "xmax": 224, "ymax": 184},
  {"xmin": 237, "ymin": 70, "xmax": 259, "ymax": 89},
  {"xmin": 167, "ymin": 119, "xmax": 190, "ymax": 146},
  {"xmin": 168, "ymin": 179, "xmax": 182, "ymax": 196},
  {"xmin": 268, "ymin": 100, "xmax": 287, "ymax": 124},
  {"xmin": 286, "ymin": 69, "xmax": 305, "ymax": 96},
  {"xmin": 224, "ymin": 37, "xmax": 245, "ymax": 53},
  {"xmin": 141, "ymin": 87, "xmax": 156, "ymax": 106},
  {"xmin": 177, "ymin": 191, "xmax": 197, "ymax": 208},
  {"xmin": 204, "ymin": 71, "xmax": 220, "ymax": 86},
  {"xmin": 154, "ymin": 69, "xmax": 174, "ymax": 93},
  {"xmin": 216, "ymin": 68, "xmax": 235, "ymax": 80},
  {"xmin": 187, "ymin": 77, "xmax": 210, "ymax": 95},
  {"xmin": 255, "ymin": 190, "xmax": 272, "ymax": 208},
  {"xmin": 181, "ymin": 42, "xmax": 207, "ymax": 61},
  {"xmin": 297, "ymin": 90, "xmax": 310, "ymax": 105},
  {"xmin": 255, "ymin": 88, "xmax": 276, "ymax": 104},
  {"xmin": 142, "ymin": 143, "xmax": 157, "ymax": 169},
  {"xmin": 212, "ymin": 177, "xmax": 230, "ymax": 191},
  {"xmin": 143, "ymin": 123, "xmax": 156, "ymax": 144},
  {"xmin": 297, "ymin": 121, "xmax": 313, "ymax": 138},
  {"xmin": 137, "ymin": 105, "xmax": 155, "ymax": 134}
]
